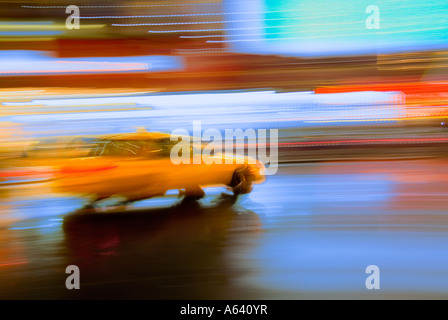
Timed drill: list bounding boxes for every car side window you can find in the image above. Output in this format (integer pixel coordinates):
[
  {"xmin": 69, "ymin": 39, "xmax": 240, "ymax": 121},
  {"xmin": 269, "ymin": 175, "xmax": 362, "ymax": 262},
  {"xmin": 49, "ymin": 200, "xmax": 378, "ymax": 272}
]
[
  {"xmin": 87, "ymin": 139, "xmax": 184, "ymax": 158},
  {"xmin": 87, "ymin": 140, "xmax": 145, "ymax": 157},
  {"xmin": 148, "ymin": 139, "xmax": 174, "ymax": 158},
  {"xmin": 87, "ymin": 141, "xmax": 107, "ymax": 157},
  {"xmin": 105, "ymin": 141, "xmax": 147, "ymax": 156}
]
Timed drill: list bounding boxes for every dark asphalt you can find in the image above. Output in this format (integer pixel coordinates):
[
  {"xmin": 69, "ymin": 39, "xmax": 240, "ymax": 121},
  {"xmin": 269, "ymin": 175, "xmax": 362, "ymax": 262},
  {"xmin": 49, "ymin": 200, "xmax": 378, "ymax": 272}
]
[{"xmin": 1, "ymin": 160, "xmax": 448, "ymax": 299}]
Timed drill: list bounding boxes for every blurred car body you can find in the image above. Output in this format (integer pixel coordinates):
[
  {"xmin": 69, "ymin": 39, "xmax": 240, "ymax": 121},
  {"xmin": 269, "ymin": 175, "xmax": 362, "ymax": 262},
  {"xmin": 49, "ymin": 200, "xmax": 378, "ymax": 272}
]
[{"xmin": 51, "ymin": 130, "xmax": 265, "ymax": 207}]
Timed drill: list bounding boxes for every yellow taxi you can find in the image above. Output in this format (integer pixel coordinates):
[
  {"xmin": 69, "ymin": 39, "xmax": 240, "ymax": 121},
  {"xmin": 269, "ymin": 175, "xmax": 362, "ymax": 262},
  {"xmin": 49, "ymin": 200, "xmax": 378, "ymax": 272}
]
[{"xmin": 52, "ymin": 130, "xmax": 265, "ymax": 208}]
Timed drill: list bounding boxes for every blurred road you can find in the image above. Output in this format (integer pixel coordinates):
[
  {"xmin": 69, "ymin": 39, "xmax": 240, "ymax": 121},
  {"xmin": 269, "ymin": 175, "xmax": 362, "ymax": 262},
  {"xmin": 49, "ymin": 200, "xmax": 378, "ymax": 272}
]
[{"xmin": 1, "ymin": 159, "xmax": 448, "ymax": 299}]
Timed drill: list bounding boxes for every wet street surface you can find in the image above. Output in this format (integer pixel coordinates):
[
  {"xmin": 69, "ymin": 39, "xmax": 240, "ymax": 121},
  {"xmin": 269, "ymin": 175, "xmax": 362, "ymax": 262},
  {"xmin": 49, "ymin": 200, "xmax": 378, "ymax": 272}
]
[{"xmin": 2, "ymin": 159, "xmax": 448, "ymax": 299}]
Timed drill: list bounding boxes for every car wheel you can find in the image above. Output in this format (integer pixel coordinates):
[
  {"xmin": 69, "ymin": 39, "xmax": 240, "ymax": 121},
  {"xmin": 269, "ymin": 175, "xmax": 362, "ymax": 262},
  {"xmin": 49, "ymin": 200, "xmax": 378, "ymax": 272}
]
[
  {"xmin": 183, "ymin": 185, "xmax": 205, "ymax": 201},
  {"xmin": 230, "ymin": 169, "xmax": 253, "ymax": 195}
]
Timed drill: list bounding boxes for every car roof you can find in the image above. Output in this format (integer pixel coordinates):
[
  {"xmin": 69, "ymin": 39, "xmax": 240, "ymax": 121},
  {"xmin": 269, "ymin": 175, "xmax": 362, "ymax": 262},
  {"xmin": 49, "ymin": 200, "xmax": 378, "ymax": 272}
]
[{"xmin": 99, "ymin": 130, "xmax": 171, "ymax": 142}]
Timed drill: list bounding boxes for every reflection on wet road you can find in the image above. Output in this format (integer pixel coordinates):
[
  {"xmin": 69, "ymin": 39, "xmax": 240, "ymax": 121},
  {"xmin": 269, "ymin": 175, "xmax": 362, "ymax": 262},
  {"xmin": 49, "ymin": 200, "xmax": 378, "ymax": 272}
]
[{"xmin": 2, "ymin": 160, "xmax": 448, "ymax": 299}]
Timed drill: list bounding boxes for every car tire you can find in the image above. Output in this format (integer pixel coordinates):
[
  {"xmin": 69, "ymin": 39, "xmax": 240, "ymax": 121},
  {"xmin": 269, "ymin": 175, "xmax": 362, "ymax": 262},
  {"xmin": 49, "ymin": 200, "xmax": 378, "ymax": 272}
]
[
  {"xmin": 184, "ymin": 185, "xmax": 205, "ymax": 201},
  {"xmin": 230, "ymin": 168, "xmax": 253, "ymax": 195}
]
